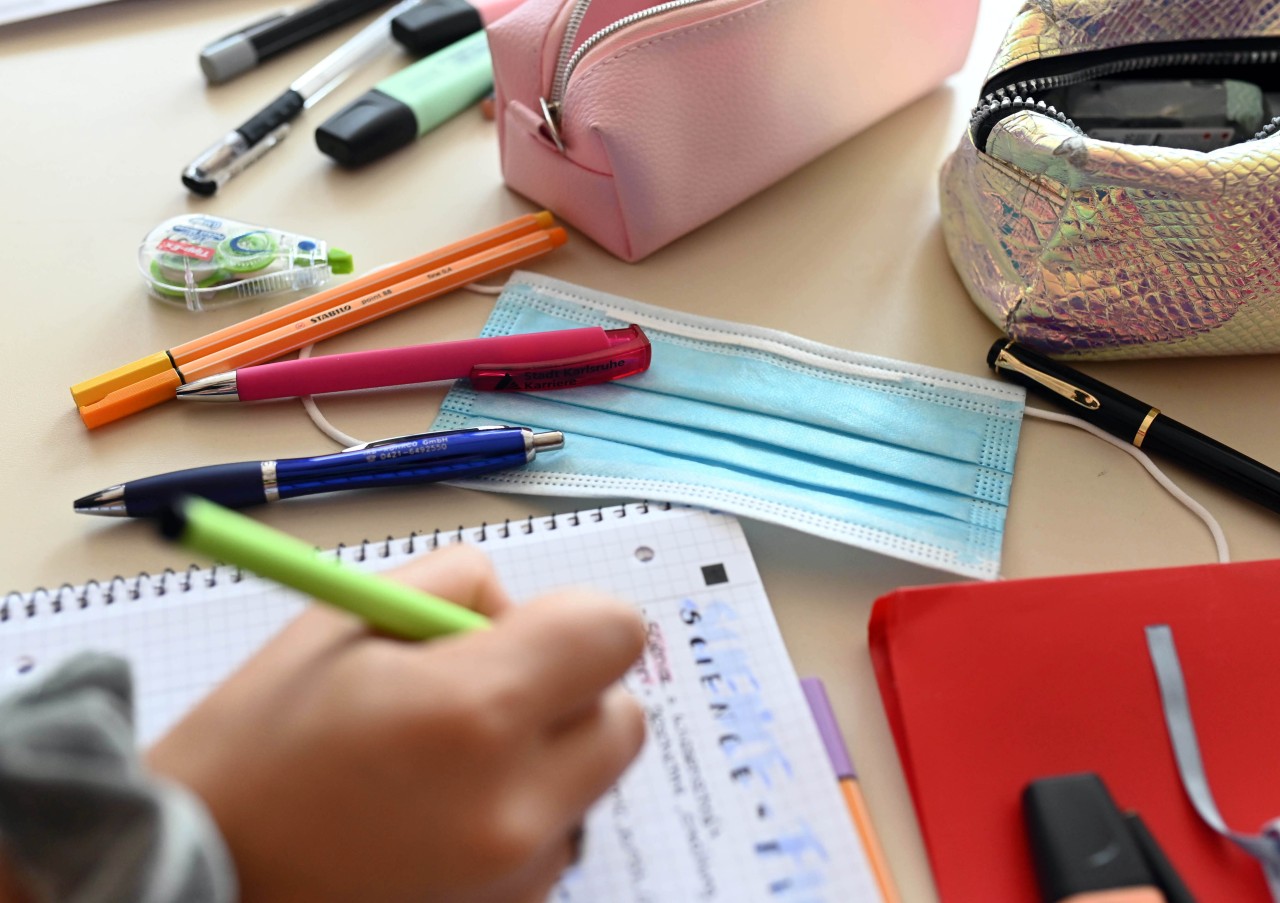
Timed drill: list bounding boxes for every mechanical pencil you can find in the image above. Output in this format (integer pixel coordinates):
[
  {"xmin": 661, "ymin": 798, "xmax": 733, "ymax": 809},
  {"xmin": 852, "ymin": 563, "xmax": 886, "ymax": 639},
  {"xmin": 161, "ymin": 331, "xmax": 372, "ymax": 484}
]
[
  {"xmin": 71, "ymin": 211, "xmax": 557, "ymax": 408},
  {"xmin": 76, "ymin": 224, "xmax": 568, "ymax": 428},
  {"xmin": 988, "ymin": 339, "xmax": 1280, "ymax": 514},
  {"xmin": 157, "ymin": 494, "xmax": 489, "ymax": 639},
  {"xmin": 176, "ymin": 325, "xmax": 652, "ymax": 400},
  {"xmin": 183, "ymin": 0, "xmax": 421, "ymax": 195},
  {"xmin": 199, "ymin": 0, "xmax": 395, "ymax": 85},
  {"xmin": 800, "ymin": 678, "xmax": 902, "ymax": 903},
  {"xmin": 77, "ymin": 425, "xmax": 563, "ymax": 518},
  {"xmin": 315, "ymin": 28, "xmax": 493, "ymax": 167}
]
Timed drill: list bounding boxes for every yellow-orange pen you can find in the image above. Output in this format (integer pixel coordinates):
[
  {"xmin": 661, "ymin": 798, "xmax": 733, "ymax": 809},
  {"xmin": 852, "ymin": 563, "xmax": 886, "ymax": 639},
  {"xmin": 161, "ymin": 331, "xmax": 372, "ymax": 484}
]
[
  {"xmin": 70, "ymin": 211, "xmax": 557, "ymax": 408},
  {"xmin": 800, "ymin": 677, "xmax": 902, "ymax": 903}
]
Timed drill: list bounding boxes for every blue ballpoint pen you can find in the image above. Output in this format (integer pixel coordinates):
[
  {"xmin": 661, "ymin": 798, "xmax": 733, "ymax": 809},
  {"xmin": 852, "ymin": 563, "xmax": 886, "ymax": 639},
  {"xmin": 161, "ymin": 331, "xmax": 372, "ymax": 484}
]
[{"xmin": 73, "ymin": 426, "xmax": 562, "ymax": 518}]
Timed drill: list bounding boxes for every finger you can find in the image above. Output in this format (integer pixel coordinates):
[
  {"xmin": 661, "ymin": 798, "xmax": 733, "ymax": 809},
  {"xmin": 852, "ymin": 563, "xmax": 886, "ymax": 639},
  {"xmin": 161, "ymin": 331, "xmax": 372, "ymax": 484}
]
[
  {"xmin": 514, "ymin": 833, "xmax": 581, "ymax": 903},
  {"xmin": 384, "ymin": 543, "xmax": 514, "ymax": 619},
  {"xmin": 487, "ymin": 589, "xmax": 646, "ymax": 725},
  {"xmin": 536, "ymin": 685, "xmax": 646, "ymax": 820},
  {"xmin": 452, "ymin": 833, "xmax": 579, "ymax": 903},
  {"xmin": 243, "ymin": 606, "xmax": 367, "ymax": 670}
]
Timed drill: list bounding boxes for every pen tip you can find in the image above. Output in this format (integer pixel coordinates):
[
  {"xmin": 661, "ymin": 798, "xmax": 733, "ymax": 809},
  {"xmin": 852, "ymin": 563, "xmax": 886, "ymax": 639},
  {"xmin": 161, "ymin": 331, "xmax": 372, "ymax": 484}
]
[
  {"xmin": 72, "ymin": 485, "xmax": 128, "ymax": 517},
  {"xmin": 181, "ymin": 173, "xmax": 218, "ymax": 197},
  {"xmin": 176, "ymin": 372, "xmax": 240, "ymax": 400}
]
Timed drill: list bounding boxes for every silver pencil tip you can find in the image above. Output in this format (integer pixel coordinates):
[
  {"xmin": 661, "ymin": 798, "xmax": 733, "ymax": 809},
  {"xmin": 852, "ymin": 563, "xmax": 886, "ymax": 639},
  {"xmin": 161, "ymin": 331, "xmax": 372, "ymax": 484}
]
[{"xmin": 177, "ymin": 372, "xmax": 240, "ymax": 401}]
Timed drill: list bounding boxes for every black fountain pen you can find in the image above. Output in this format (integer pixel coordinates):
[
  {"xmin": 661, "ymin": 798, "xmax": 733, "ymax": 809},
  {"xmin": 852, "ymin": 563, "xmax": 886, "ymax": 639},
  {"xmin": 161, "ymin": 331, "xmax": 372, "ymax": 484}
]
[{"xmin": 988, "ymin": 339, "xmax": 1280, "ymax": 514}]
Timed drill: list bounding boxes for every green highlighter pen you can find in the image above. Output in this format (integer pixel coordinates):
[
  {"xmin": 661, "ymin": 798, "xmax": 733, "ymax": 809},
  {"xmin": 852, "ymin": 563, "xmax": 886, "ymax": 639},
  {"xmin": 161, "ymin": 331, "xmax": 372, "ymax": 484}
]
[
  {"xmin": 157, "ymin": 496, "xmax": 490, "ymax": 639},
  {"xmin": 315, "ymin": 28, "xmax": 493, "ymax": 167}
]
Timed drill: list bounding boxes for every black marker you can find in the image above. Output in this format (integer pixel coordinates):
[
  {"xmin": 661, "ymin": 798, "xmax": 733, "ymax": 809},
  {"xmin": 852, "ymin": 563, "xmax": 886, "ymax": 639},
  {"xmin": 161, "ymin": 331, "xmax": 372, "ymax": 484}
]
[
  {"xmin": 388, "ymin": 0, "xmax": 523, "ymax": 55},
  {"xmin": 200, "ymin": 0, "xmax": 396, "ymax": 85},
  {"xmin": 1023, "ymin": 773, "xmax": 1197, "ymax": 903}
]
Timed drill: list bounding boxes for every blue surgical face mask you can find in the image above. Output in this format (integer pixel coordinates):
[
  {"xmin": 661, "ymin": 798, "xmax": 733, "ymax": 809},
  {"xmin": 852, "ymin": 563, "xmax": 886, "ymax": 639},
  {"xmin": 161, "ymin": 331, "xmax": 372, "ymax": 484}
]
[{"xmin": 431, "ymin": 273, "xmax": 1026, "ymax": 579}]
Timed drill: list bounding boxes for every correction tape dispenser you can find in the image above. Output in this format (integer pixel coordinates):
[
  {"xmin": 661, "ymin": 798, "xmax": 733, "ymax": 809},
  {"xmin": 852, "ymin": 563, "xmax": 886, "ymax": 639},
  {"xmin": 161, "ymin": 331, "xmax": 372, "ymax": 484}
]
[{"xmin": 139, "ymin": 214, "xmax": 354, "ymax": 311}]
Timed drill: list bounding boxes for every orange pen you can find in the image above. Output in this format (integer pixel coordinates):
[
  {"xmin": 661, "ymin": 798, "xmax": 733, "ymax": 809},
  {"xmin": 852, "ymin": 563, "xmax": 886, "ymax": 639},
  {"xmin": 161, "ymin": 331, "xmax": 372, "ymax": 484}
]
[
  {"xmin": 800, "ymin": 678, "xmax": 902, "ymax": 903},
  {"xmin": 70, "ymin": 211, "xmax": 558, "ymax": 408},
  {"xmin": 79, "ymin": 226, "xmax": 568, "ymax": 429}
]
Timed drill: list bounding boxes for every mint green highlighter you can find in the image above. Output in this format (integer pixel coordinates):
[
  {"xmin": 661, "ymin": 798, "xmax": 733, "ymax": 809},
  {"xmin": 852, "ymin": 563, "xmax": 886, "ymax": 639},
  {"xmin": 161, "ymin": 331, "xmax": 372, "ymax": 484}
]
[
  {"xmin": 315, "ymin": 29, "xmax": 493, "ymax": 166},
  {"xmin": 158, "ymin": 496, "xmax": 489, "ymax": 639}
]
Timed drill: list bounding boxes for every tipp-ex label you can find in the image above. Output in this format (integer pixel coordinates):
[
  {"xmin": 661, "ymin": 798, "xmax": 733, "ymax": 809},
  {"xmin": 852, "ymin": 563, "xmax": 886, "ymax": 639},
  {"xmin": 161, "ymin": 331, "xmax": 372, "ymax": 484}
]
[{"xmin": 157, "ymin": 238, "xmax": 216, "ymax": 261}]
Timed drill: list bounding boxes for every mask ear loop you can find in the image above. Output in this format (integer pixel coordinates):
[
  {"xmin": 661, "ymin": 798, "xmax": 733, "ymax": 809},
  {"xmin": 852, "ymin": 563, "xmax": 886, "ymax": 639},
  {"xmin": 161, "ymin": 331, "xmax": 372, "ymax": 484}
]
[
  {"xmin": 1023, "ymin": 406, "xmax": 1229, "ymax": 564},
  {"xmin": 295, "ymin": 281, "xmax": 509, "ymax": 450}
]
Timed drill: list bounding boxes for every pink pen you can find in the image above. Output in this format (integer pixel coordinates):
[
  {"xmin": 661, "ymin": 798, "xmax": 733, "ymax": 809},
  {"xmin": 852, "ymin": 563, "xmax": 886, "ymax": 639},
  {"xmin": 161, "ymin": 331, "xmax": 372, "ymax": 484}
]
[{"xmin": 174, "ymin": 325, "xmax": 652, "ymax": 402}]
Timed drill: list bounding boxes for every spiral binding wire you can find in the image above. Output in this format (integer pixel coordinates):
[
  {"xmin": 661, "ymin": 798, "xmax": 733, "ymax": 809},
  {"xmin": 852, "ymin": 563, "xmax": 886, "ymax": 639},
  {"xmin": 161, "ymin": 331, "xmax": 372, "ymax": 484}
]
[{"xmin": 0, "ymin": 502, "xmax": 673, "ymax": 623}]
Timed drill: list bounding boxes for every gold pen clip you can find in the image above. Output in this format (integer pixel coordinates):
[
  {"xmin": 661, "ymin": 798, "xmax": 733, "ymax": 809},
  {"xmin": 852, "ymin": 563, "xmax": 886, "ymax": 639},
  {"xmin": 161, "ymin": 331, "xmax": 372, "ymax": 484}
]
[{"xmin": 993, "ymin": 347, "xmax": 1101, "ymax": 410}]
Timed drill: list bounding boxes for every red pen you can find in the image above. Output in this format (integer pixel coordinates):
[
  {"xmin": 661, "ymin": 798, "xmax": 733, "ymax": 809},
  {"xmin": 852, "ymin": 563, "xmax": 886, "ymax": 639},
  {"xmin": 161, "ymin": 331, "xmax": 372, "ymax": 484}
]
[{"xmin": 174, "ymin": 325, "xmax": 652, "ymax": 402}]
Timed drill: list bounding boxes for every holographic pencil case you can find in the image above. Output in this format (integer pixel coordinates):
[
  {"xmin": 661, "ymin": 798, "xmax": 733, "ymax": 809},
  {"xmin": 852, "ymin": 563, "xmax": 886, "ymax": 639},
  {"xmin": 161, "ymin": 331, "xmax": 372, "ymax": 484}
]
[{"xmin": 941, "ymin": 0, "xmax": 1280, "ymax": 360}]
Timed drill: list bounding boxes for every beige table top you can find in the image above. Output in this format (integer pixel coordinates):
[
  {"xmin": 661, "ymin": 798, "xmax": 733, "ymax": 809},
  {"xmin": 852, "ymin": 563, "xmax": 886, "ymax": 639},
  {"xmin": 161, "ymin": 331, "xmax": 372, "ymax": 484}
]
[{"xmin": 3, "ymin": 1, "xmax": 1279, "ymax": 899}]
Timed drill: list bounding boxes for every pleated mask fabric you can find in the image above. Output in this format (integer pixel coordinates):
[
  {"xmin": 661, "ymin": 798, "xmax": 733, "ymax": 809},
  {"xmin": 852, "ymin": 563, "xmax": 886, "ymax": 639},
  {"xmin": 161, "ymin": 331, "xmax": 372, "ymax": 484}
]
[{"xmin": 431, "ymin": 274, "xmax": 1025, "ymax": 578}]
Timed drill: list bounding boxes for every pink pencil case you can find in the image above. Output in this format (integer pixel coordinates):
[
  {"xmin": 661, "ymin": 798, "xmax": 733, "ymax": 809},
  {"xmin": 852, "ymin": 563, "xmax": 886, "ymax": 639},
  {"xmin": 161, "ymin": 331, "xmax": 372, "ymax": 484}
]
[{"xmin": 487, "ymin": 0, "xmax": 980, "ymax": 262}]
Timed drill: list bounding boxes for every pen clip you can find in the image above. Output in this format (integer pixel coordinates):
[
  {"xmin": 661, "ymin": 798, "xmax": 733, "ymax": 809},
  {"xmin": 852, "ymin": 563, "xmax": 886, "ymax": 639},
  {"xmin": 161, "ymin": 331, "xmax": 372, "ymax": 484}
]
[
  {"xmin": 468, "ymin": 325, "xmax": 653, "ymax": 391},
  {"xmin": 993, "ymin": 346, "xmax": 1101, "ymax": 410}
]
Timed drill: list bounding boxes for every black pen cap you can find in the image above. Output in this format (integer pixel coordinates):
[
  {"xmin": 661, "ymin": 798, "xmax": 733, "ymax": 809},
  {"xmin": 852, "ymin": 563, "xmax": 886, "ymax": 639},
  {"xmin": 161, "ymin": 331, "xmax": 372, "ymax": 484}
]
[
  {"xmin": 1023, "ymin": 773, "xmax": 1158, "ymax": 902},
  {"xmin": 391, "ymin": 0, "xmax": 483, "ymax": 56},
  {"xmin": 987, "ymin": 339, "xmax": 1154, "ymax": 438},
  {"xmin": 315, "ymin": 90, "xmax": 418, "ymax": 167}
]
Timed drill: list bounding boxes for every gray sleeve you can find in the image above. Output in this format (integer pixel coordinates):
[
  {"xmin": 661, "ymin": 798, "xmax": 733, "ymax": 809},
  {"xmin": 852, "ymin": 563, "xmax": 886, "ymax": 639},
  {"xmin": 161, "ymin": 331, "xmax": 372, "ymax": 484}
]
[{"xmin": 0, "ymin": 652, "xmax": 237, "ymax": 903}]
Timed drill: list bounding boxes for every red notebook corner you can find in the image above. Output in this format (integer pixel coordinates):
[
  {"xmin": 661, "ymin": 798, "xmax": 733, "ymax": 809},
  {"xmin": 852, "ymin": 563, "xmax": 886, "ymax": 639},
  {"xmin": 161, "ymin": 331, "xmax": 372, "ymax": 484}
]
[{"xmin": 869, "ymin": 558, "xmax": 1280, "ymax": 902}]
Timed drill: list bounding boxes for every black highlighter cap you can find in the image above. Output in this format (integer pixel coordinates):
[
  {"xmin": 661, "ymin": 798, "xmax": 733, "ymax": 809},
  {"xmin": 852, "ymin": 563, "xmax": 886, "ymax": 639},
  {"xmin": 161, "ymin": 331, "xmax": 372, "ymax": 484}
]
[
  {"xmin": 1023, "ymin": 773, "xmax": 1157, "ymax": 902},
  {"xmin": 315, "ymin": 90, "xmax": 418, "ymax": 167},
  {"xmin": 154, "ymin": 496, "xmax": 191, "ymax": 541},
  {"xmin": 391, "ymin": 0, "xmax": 484, "ymax": 56}
]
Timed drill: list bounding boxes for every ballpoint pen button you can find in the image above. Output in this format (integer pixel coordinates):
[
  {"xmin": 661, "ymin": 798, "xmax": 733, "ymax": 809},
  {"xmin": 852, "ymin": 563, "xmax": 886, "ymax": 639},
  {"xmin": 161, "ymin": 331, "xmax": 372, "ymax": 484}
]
[{"xmin": 532, "ymin": 431, "xmax": 565, "ymax": 451}]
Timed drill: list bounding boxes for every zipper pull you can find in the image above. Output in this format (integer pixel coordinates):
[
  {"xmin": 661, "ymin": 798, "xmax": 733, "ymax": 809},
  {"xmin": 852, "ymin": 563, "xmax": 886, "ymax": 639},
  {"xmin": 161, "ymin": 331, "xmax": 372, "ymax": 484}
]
[{"xmin": 539, "ymin": 97, "xmax": 566, "ymax": 153}]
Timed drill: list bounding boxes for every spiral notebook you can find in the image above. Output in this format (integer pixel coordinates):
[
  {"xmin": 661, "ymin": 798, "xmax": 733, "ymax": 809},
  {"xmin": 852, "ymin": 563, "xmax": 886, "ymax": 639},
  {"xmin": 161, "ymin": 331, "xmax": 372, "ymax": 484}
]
[{"xmin": 1, "ymin": 503, "xmax": 883, "ymax": 903}]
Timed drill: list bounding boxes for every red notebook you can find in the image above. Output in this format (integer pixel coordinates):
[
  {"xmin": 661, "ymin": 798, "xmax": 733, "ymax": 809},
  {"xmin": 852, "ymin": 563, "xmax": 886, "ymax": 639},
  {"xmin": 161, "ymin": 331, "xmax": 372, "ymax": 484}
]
[{"xmin": 869, "ymin": 558, "xmax": 1280, "ymax": 902}]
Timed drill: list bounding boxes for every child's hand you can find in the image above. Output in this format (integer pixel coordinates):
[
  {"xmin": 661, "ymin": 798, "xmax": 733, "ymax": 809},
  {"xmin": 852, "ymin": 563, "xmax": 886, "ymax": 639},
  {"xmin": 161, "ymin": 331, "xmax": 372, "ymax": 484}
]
[{"xmin": 148, "ymin": 543, "xmax": 647, "ymax": 903}]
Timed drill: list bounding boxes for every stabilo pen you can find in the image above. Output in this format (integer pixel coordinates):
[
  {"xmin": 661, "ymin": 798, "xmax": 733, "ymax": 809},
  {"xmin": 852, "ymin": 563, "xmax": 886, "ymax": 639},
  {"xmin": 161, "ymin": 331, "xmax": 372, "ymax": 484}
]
[
  {"xmin": 78, "ymin": 226, "xmax": 568, "ymax": 429},
  {"xmin": 70, "ymin": 211, "xmax": 557, "ymax": 408},
  {"xmin": 800, "ymin": 678, "xmax": 902, "ymax": 903}
]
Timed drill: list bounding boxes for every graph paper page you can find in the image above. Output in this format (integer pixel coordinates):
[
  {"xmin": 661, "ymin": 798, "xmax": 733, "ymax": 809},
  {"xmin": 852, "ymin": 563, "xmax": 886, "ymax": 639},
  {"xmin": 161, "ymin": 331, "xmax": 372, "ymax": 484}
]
[{"xmin": 0, "ymin": 504, "xmax": 882, "ymax": 902}]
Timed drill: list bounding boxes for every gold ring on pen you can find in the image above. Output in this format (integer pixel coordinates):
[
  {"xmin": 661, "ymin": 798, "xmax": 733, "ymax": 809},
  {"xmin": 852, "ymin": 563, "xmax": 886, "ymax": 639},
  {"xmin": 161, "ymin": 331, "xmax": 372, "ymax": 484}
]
[{"xmin": 1133, "ymin": 408, "xmax": 1160, "ymax": 448}]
